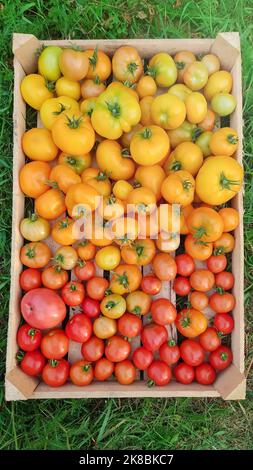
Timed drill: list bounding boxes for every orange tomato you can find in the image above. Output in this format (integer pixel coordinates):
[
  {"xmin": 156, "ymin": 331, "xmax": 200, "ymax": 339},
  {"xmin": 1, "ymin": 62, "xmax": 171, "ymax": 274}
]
[
  {"xmin": 165, "ymin": 141, "xmax": 203, "ymax": 176},
  {"xmin": 55, "ymin": 76, "xmax": 81, "ymax": 101},
  {"xmin": 180, "ymin": 204, "xmax": 194, "ymax": 234},
  {"xmin": 19, "ymin": 161, "xmax": 51, "ymax": 198},
  {"xmin": 176, "ymin": 308, "xmax": 208, "ymax": 337},
  {"xmin": 120, "ymin": 123, "xmax": 143, "ymax": 148},
  {"xmin": 77, "ymin": 240, "xmax": 96, "ymax": 261},
  {"xmin": 58, "ymin": 152, "xmax": 91, "ymax": 175},
  {"xmin": 81, "ymin": 168, "xmax": 111, "ymax": 196},
  {"xmin": 20, "ymin": 242, "xmax": 51, "ymax": 269},
  {"xmin": 190, "ymin": 269, "xmax": 215, "ymax": 292},
  {"xmin": 65, "ymin": 182, "xmax": 100, "ymax": 217},
  {"xmin": 185, "ymin": 234, "xmax": 213, "ymax": 260},
  {"xmin": 126, "ymin": 290, "xmax": 152, "ymax": 316},
  {"xmin": 198, "ymin": 108, "xmax": 216, "ymax": 131},
  {"xmin": 51, "ymin": 217, "xmax": 77, "ymax": 245},
  {"xmin": 49, "ymin": 164, "xmax": 81, "ymax": 193},
  {"xmin": 136, "ymin": 75, "xmax": 157, "ymax": 98},
  {"xmin": 151, "ymin": 94, "xmax": 186, "ymax": 130},
  {"xmin": 139, "ymin": 96, "xmax": 154, "ymax": 126},
  {"xmin": 161, "ymin": 170, "xmax": 195, "ymax": 206},
  {"xmin": 213, "ymin": 233, "xmax": 235, "ymax": 254},
  {"xmin": 112, "ymin": 46, "xmax": 143, "ymax": 83},
  {"xmin": 127, "ymin": 187, "xmax": 156, "ymax": 213},
  {"xmin": 121, "ymin": 239, "xmax": 156, "ymax": 266},
  {"xmin": 134, "ymin": 164, "xmax": 166, "ymax": 201},
  {"xmin": 52, "ymin": 112, "xmax": 95, "ymax": 155},
  {"xmin": 210, "ymin": 127, "xmax": 238, "ymax": 156},
  {"xmin": 174, "ymin": 50, "xmax": 196, "ymax": 83},
  {"xmin": 187, "ymin": 207, "xmax": 224, "ymax": 242},
  {"xmin": 218, "ymin": 207, "xmax": 239, "ymax": 232},
  {"xmin": 42, "ymin": 266, "xmax": 68, "ymax": 290},
  {"xmin": 35, "ymin": 189, "xmax": 66, "ymax": 220},
  {"xmin": 110, "ymin": 264, "xmax": 142, "ymax": 294},
  {"xmin": 113, "ymin": 180, "xmax": 133, "ymax": 201},
  {"xmin": 99, "ymin": 194, "xmax": 125, "ymax": 221},
  {"xmin": 152, "ymin": 253, "xmax": 177, "ymax": 281},
  {"xmin": 183, "ymin": 61, "xmax": 209, "ymax": 91},
  {"xmin": 96, "ymin": 140, "xmax": 135, "ymax": 181},
  {"xmin": 84, "ymin": 48, "xmax": 112, "ymax": 81},
  {"xmin": 59, "ymin": 48, "xmax": 89, "ymax": 81},
  {"xmin": 80, "ymin": 97, "xmax": 97, "ymax": 119},
  {"xmin": 130, "ymin": 126, "xmax": 170, "ymax": 166},
  {"xmin": 189, "ymin": 291, "xmax": 209, "ymax": 310},
  {"xmin": 111, "ymin": 217, "xmax": 139, "ymax": 246},
  {"xmin": 22, "ymin": 128, "xmax": 58, "ymax": 162},
  {"xmin": 80, "ymin": 78, "xmax": 106, "ymax": 99}
]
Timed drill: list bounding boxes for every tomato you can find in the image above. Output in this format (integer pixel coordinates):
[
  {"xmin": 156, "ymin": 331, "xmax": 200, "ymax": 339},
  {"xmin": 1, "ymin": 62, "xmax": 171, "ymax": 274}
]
[
  {"xmin": 174, "ymin": 362, "xmax": 195, "ymax": 384},
  {"xmin": 206, "ymin": 254, "xmax": 227, "ymax": 273},
  {"xmin": 151, "ymin": 94, "xmax": 186, "ymax": 130},
  {"xmin": 201, "ymin": 54, "xmax": 220, "ymax": 76},
  {"xmin": 168, "ymin": 83, "xmax": 192, "ymax": 102},
  {"xmin": 19, "ymin": 161, "xmax": 51, "ymax": 198},
  {"xmin": 81, "ymin": 297, "xmax": 100, "ymax": 319},
  {"xmin": 52, "ymin": 112, "xmax": 95, "ymax": 155},
  {"xmin": 99, "ymin": 194, "xmax": 125, "ymax": 221},
  {"xmin": 65, "ymin": 183, "xmax": 99, "ymax": 217},
  {"xmin": 199, "ymin": 327, "xmax": 221, "ymax": 352},
  {"xmin": 134, "ymin": 164, "xmax": 165, "ymax": 201},
  {"xmin": 38, "ymin": 45, "xmax": 62, "ymax": 80},
  {"xmin": 213, "ymin": 233, "xmax": 235, "ymax": 254},
  {"xmin": 21, "ymin": 74, "xmax": 54, "ymax": 110},
  {"xmin": 58, "ymin": 152, "xmax": 91, "ymax": 175},
  {"xmin": 86, "ymin": 277, "xmax": 109, "ymax": 300},
  {"xmin": 110, "ymin": 217, "xmax": 138, "ymax": 246},
  {"xmin": 112, "ymin": 46, "xmax": 143, "ymax": 83},
  {"xmin": 65, "ymin": 314, "xmax": 92, "ymax": 344},
  {"xmin": 183, "ymin": 61, "xmax": 208, "ymax": 90},
  {"xmin": 174, "ymin": 50, "xmax": 196, "ymax": 82},
  {"xmin": 115, "ymin": 360, "xmax": 136, "ymax": 385},
  {"xmin": 147, "ymin": 360, "xmax": 172, "ymax": 386},
  {"xmin": 215, "ymin": 271, "xmax": 234, "ymax": 291},
  {"xmin": 80, "ymin": 97, "xmax": 98, "ymax": 119},
  {"xmin": 91, "ymin": 82, "xmax": 141, "ymax": 139},
  {"xmin": 117, "ymin": 313, "xmax": 142, "ymax": 339},
  {"xmin": 51, "ymin": 218, "xmax": 76, "ymax": 246},
  {"xmin": 151, "ymin": 298, "xmax": 177, "ymax": 325},
  {"xmin": 196, "ymin": 156, "xmax": 243, "ymax": 205},
  {"xmin": 139, "ymin": 96, "xmax": 154, "ymax": 126},
  {"xmin": 195, "ymin": 131, "xmax": 212, "ymax": 157},
  {"xmin": 180, "ymin": 204, "xmax": 194, "ymax": 235},
  {"xmin": 105, "ymin": 335, "xmax": 131, "ymax": 362},
  {"xmin": 130, "ymin": 125, "xmax": 170, "ymax": 166},
  {"xmin": 113, "ymin": 180, "xmax": 133, "ymax": 201},
  {"xmin": 152, "ymin": 253, "xmax": 177, "ymax": 282},
  {"xmin": 198, "ymin": 108, "xmax": 216, "ymax": 131},
  {"xmin": 81, "ymin": 336, "xmax": 104, "ymax": 362},
  {"xmin": 42, "ymin": 359, "xmax": 69, "ymax": 387},
  {"xmin": 21, "ymin": 288, "xmax": 66, "ymax": 329},
  {"xmin": 40, "ymin": 96, "xmax": 79, "ymax": 130},
  {"xmin": 74, "ymin": 260, "xmax": 95, "ymax": 281},
  {"xmin": 167, "ymin": 120, "xmax": 197, "ymax": 149},
  {"xmin": 141, "ymin": 275, "xmax": 162, "ymax": 296},
  {"xmin": 185, "ymin": 91, "xmax": 207, "ymax": 124},
  {"xmin": 166, "ymin": 141, "xmax": 203, "ymax": 176},
  {"xmin": 209, "ymin": 292, "xmax": 235, "ymax": 313},
  {"xmin": 61, "ymin": 281, "xmax": 85, "ymax": 307},
  {"xmin": 96, "ymin": 140, "xmax": 135, "ymax": 181},
  {"xmin": 190, "ymin": 269, "xmax": 215, "ymax": 292},
  {"xmin": 54, "ymin": 246, "xmax": 78, "ymax": 270},
  {"xmin": 35, "ymin": 188, "xmax": 66, "ymax": 220},
  {"xmin": 132, "ymin": 347, "xmax": 152, "ymax": 371},
  {"xmin": 84, "ymin": 48, "xmax": 111, "ymax": 81},
  {"xmin": 196, "ymin": 363, "xmax": 216, "ymax": 385},
  {"xmin": 55, "ymin": 76, "xmax": 81, "ymax": 100},
  {"xmin": 20, "ymin": 350, "xmax": 46, "ymax": 376},
  {"xmin": 187, "ymin": 207, "xmax": 224, "ymax": 243},
  {"xmin": 209, "ymin": 345, "xmax": 233, "ymax": 370},
  {"xmin": 218, "ymin": 207, "xmax": 239, "ymax": 232},
  {"xmin": 159, "ymin": 340, "xmax": 180, "ymax": 366},
  {"xmin": 110, "ymin": 264, "xmax": 142, "ymax": 295},
  {"xmin": 42, "ymin": 266, "xmax": 68, "ymax": 290},
  {"xmin": 185, "ymin": 235, "xmax": 213, "ymax": 261},
  {"xmin": 95, "ymin": 245, "xmax": 120, "ymax": 271},
  {"xmin": 77, "ymin": 240, "xmax": 96, "ymax": 261},
  {"xmin": 20, "ymin": 242, "xmax": 51, "ymax": 269},
  {"xmin": 204, "ymin": 71, "xmax": 232, "ymax": 101},
  {"xmin": 175, "ymin": 253, "xmax": 195, "ymax": 277},
  {"xmin": 173, "ymin": 276, "xmax": 191, "ymax": 296},
  {"xmin": 20, "ymin": 268, "xmax": 42, "ymax": 292},
  {"xmin": 41, "ymin": 329, "xmax": 69, "ymax": 360},
  {"xmin": 176, "ymin": 308, "xmax": 208, "ymax": 338},
  {"xmin": 121, "ymin": 239, "xmax": 156, "ymax": 266},
  {"xmin": 189, "ymin": 291, "xmax": 209, "ymax": 310},
  {"xmin": 211, "ymin": 93, "xmax": 236, "ymax": 117},
  {"xmin": 161, "ymin": 170, "xmax": 195, "ymax": 207},
  {"xmin": 214, "ymin": 313, "xmax": 234, "ymax": 334},
  {"xmin": 180, "ymin": 339, "xmax": 205, "ymax": 366},
  {"xmin": 126, "ymin": 290, "xmax": 151, "ymax": 316},
  {"xmin": 70, "ymin": 360, "xmax": 94, "ymax": 386},
  {"xmin": 22, "ymin": 128, "xmax": 58, "ymax": 162},
  {"xmin": 141, "ymin": 323, "xmax": 168, "ymax": 352},
  {"xmin": 148, "ymin": 53, "xmax": 177, "ymax": 87},
  {"xmin": 93, "ymin": 316, "xmax": 117, "ymax": 339},
  {"xmin": 100, "ymin": 293, "xmax": 126, "ymax": 319},
  {"xmin": 210, "ymin": 127, "xmax": 238, "ymax": 156},
  {"xmin": 136, "ymin": 75, "xmax": 157, "ymax": 98},
  {"xmin": 82, "ymin": 168, "xmax": 111, "ymax": 196},
  {"xmin": 20, "ymin": 214, "xmax": 50, "ymax": 242},
  {"xmin": 81, "ymin": 78, "xmax": 106, "ymax": 99},
  {"xmin": 17, "ymin": 324, "xmax": 42, "ymax": 352},
  {"xmin": 49, "ymin": 164, "xmax": 81, "ymax": 193},
  {"xmin": 94, "ymin": 358, "xmax": 114, "ymax": 381},
  {"xmin": 59, "ymin": 48, "xmax": 88, "ymax": 80}
]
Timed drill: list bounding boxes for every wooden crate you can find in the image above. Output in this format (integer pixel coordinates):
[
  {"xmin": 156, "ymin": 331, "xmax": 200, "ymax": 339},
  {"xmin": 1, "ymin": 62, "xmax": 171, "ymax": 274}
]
[{"xmin": 5, "ymin": 32, "xmax": 246, "ymax": 400}]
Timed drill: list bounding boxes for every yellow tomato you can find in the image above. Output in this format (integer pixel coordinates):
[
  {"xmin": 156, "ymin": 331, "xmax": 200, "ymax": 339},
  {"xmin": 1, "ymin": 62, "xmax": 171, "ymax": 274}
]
[
  {"xmin": 211, "ymin": 93, "xmax": 236, "ymax": 116},
  {"xmin": 40, "ymin": 96, "xmax": 79, "ymax": 129},
  {"xmin": 204, "ymin": 70, "xmax": 232, "ymax": 101},
  {"xmin": 218, "ymin": 207, "xmax": 239, "ymax": 232},
  {"xmin": 134, "ymin": 164, "xmax": 166, "ymax": 201},
  {"xmin": 81, "ymin": 168, "xmax": 111, "ymax": 196},
  {"xmin": 109, "ymin": 264, "xmax": 142, "ymax": 294},
  {"xmin": 21, "ymin": 74, "xmax": 54, "ymax": 110},
  {"xmin": 130, "ymin": 125, "xmax": 170, "ymax": 165},
  {"xmin": 185, "ymin": 92, "xmax": 207, "ymax": 124},
  {"xmin": 54, "ymin": 246, "xmax": 78, "ymax": 270},
  {"xmin": 210, "ymin": 127, "xmax": 238, "ymax": 156},
  {"xmin": 168, "ymin": 83, "xmax": 192, "ymax": 102},
  {"xmin": 80, "ymin": 97, "xmax": 97, "ymax": 119},
  {"xmin": 49, "ymin": 164, "xmax": 81, "ymax": 193},
  {"xmin": 51, "ymin": 217, "xmax": 77, "ymax": 245},
  {"xmin": 161, "ymin": 170, "xmax": 195, "ymax": 206},
  {"xmin": 93, "ymin": 316, "xmax": 117, "ymax": 339},
  {"xmin": 120, "ymin": 123, "xmax": 143, "ymax": 148},
  {"xmin": 201, "ymin": 54, "xmax": 220, "ymax": 76},
  {"xmin": 113, "ymin": 180, "xmax": 133, "ymax": 200},
  {"xmin": 55, "ymin": 76, "xmax": 81, "ymax": 100},
  {"xmin": 22, "ymin": 128, "xmax": 58, "ymax": 162},
  {"xmin": 165, "ymin": 142, "xmax": 203, "ymax": 176},
  {"xmin": 35, "ymin": 188, "xmax": 66, "ymax": 220},
  {"xmin": 151, "ymin": 94, "xmax": 186, "ymax": 130},
  {"xmin": 95, "ymin": 245, "xmax": 121, "ymax": 270},
  {"xmin": 65, "ymin": 182, "xmax": 100, "ymax": 216},
  {"xmin": 100, "ymin": 294, "xmax": 126, "ymax": 319},
  {"xmin": 195, "ymin": 131, "xmax": 212, "ymax": 157},
  {"xmin": 136, "ymin": 75, "xmax": 157, "ymax": 98},
  {"xmin": 148, "ymin": 52, "xmax": 177, "ymax": 87},
  {"xmin": 52, "ymin": 112, "xmax": 95, "ymax": 155},
  {"xmin": 58, "ymin": 152, "xmax": 91, "ymax": 175},
  {"xmin": 139, "ymin": 96, "xmax": 154, "ymax": 126},
  {"xmin": 183, "ymin": 61, "xmax": 209, "ymax": 91},
  {"xmin": 100, "ymin": 194, "xmax": 125, "ymax": 221},
  {"xmin": 167, "ymin": 121, "xmax": 197, "ymax": 149},
  {"xmin": 20, "ymin": 214, "xmax": 50, "ymax": 242},
  {"xmin": 96, "ymin": 140, "xmax": 135, "ymax": 180}
]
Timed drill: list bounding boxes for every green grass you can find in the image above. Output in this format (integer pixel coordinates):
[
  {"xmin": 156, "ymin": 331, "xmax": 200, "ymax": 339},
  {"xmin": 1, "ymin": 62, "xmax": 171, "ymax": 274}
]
[{"xmin": 0, "ymin": 0, "xmax": 253, "ymax": 450}]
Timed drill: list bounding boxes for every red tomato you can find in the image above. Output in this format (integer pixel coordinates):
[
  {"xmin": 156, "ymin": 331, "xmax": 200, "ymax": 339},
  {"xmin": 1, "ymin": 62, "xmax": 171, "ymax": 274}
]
[
  {"xmin": 151, "ymin": 298, "xmax": 177, "ymax": 325},
  {"xmin": 117, "ymin": 313, "xmax": 142, "ymax": 338},
  {"xmin": 70, "ymin": 360, "xmax": 94, "ymax": 386},
  {"xmin": 105, "ymin": 336, "xmax": 131, "ymax": 362},
  {"xmin": 41, "ymin": 329, "xmax": 69, "ymax": 360},
  {"xmin": 159, "ymin": 340, "xmax": 180, "ymax": 366},
  {"xmin": 140, "ymin": 275, "xmax": 162, "ymax": 295},
  {"xmin": 74, "ymin": 260, "xmax": 95, "ymax": 281},
  {"xmin": 199, "ymin": 327, "xmax": 221, "ymax": 352},
  {"xmin": 213, "ymin": 313, "xmax": 234, "ymax": 334},
  {"xmin": 81, "ymin": 336, "xmax": 104, "ymax": 362},
  {"xmin": 42, "ymin": 359, "xmax": 70, "ymax": 387},
  {"xmin": 209, "ymin": 345, "xmax": 233, "ymax": 370},
  {"xmin": 195, "ymin": 363, "xmax": 216, "ymax": 385},
  {"xmin": 180, "ymin": 339, "xmax": 205, "ymax": 366},
  {"xmin": 20, "ymin": 268, "xmax": 42, "ymax": 291},
  {"xmin": 141, "ymin": 323, "xmax": 168, "ymax": 352},
  {"xmin": 132, "ymin": 347, "xmax": 153, "ymax": 370},
  {"xmin": 94, "ymin": 358, "xmax": 114, "ymax": 381},
  {"xmin": 173, "ymin": 276, "xmax": 191, "ymax": 296},
  {"xmin": 215, "ymin": 271, "xmax": 234, "ymax": 290},
  {"xmin": 175, "ymin": 253, "xmax": 195, "ymax": 277},
  {"xmin": 17, "ymin": 324, "xmax": 42, "ymax": 351},
  {"xmin": 21, "ymin": 288, "xmax": 66, "ymax": 329},
  {"xmin": 174, "ymin": 362, "xmax": 195, "ymax": 384},
  {"xmin": 86, "ymin": 277, "xmax": 109, "ymax": 300},
  {"xmin": 115, "ymin": 360, "xmax": 136, "ymax": 385},
  {"xmin": 206, "ymin": 254, "xmax": 227, "ymax": 273},
  {"xmin": 20, "ymin": 350, "xmax": 45, "ymax": 376},
  {"xmin": 61, "ymin": 281, "xmax": 85, "ymax": 306},
  {"xmin": 152, "ymin": 253, "xmax": 177, "ymax": 281},
  {"xmin": 209, "ymin": 292, "xmax": 235, "ymax": 313},
  {"xmin": 81, "ymin": 297, "xmax": 100, "ymax": 318},
  {"xmin": 65, "ymin": 313, "xmax": 92, "ymax": 343},
  {"xmin": 147, "ymin": 360, "xmax": 172, "ymax": 386}
]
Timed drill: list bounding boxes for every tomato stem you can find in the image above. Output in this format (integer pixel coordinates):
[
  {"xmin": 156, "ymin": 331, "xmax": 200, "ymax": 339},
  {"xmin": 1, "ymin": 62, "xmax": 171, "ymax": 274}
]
[
  {"xmin": 105, "ymin": 300, "xmax": 119, "ymax": 310},
  {"xmin": 45, "ymin": 79, "xmax": 55, "ymax": 92},
  {"xmin": 220, "ymin": 352, "xmax": 228, "ymax": 361},
  {"xmin": 171, "ymin": 161, "xmax": 182, "ymax": 172},
  {"xmin": 140, "ymin": 127, "xmax": 152, "ymax": 139},
  {"xmin": 115, "ymin": 271, "xmax": 129, "ymax": 289},
  {"xmin": 53, "ymin": 102, "xmax": 68, "ymax": 115},
  {"xmin": 168, "ymin": 339, "xmax": 176, "ymax": 347},
  {"xmin": 106, "ymin": 101, "xmax": 121, "ymax": 118},
  {"xmin": 121, "ymin": 148, "xmax": 131, "ymax": 158},
  {"xmin": 66, "ymin": 115, "xmax": 83, "ymax": 129},
  {"xmin": 49, "ymin": 359, "xmax": 59, "ymax": 367},
  {"xmin": 227, "ymin": 134, "xmax": 238, "ymax": 145},
  {"xmin": 219, "ymin": 172, "xmax": 240, "ymax": 191},
  {"xmin": 89, "ymin": 47, "xmax": 98, "ymax": 69},
  {"xmin": 127, "ymin": 62, "xmax": 138, "ymax": 76},
  {"xmin": 146, "ymin": 379, "xmax": 155, "ymax": 388},
  {"xmin": 175, "ymin": 61, "xmax": 186, "ymax": 70}
]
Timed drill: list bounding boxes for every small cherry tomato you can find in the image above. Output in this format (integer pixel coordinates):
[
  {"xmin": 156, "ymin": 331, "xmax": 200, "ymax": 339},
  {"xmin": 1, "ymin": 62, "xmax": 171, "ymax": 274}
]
[
  {"xmin": 159, "ymin": 339, "xmax": 180, "ymax": 366},
  {"xmin": 189, "ymin": 291, "xmax": 209, "ymax": 310},
  {"xmin": 81, "ymin": 297, "xmax": 100, "ymax": 318},
  {"xmin": 199, "ymin": 327, "xmax": 221, "ymax": 352},
  {"xmin": 74, "ymin": 260, "xmax": 95, "ymax": 281},
  {"xmin": 173, "ymin": 276, "xmax": 191, "ymax": 296},
  {"xmin": 17, "ymin": 324, "xmax": 42, "ymax": 352},
  {"xmin": 195, "ymin": 363, "xmax": 216, "ymax": 385},
  {"xmin": 81, "ymin": 336, "xmax": 104, "ymax": 362},
  {"xmin": 214, "ymin": 313, "xmax": 234, "ymax": 334},
  {"xmin": 70, "ymin": 360, "xmax": 94, "ymax": 386},
  {"xmin": 42, "ymin": 359, "xmax": 70, "ymax": 386},
  {"xmin": 209, "ymin": 292, "xmax": 235, "ymax": 313},
  {"xmin": 141, "ymin": 275, "xmax": 162, "ymax": 295},
  {"xmin": 141, "ymin": 323, "xmax": 168, "ymax": 352},
  {"xmin": 215, "ymin": 271, "xmax": 234, "ymax": 291},
  {"xmin": 174, "ymin": 362, "xmax": 195, "ymax": 384},
  {"xmin": 206, "ymin": 254, "xmax": 227, "ymax": 273},
  {"xmin": 94, "ymin": 358, "xmax": 114, "ymax": 381},
  {"xmin": 209, "ymin": 345, "xmax": 233, "ymax": 370},
  {"xmin": 117, "ymin": 313, "xmax": 142, "ymax": 338},
  {"xmin": 151, "ymin": 298, "xmax": 177, "ymax": 325},
  {"xmin": 132, "ymin": 347, "xmax": 153, "ymax": 370},
  {"xmin": 41, "ymin": 329, "xmax": 69, "ymax": 360},
  {"xmin": 175, "ymin": 253, "xmax": 195, "ymax": 277},
  {"xmin": 65, "ymin": 313, "xmax": 92, "ymax": 343},
  {"xmin": 61, "ymin": 281, "xmax": 85, "ymax": 306},
  {"xmin": 180, "ymin": 339, "xmax": 205, "ymax": 366},
  {"xmin": 115, "ymin": 360, "xmax": 136, "ymax": 385},
  {"xmin": 20, "ymin": 268, "xmax": 42, "ymax": 291},
  {"xmin": 147, "ymin": 360, "xmax": 172, "ymax": 386},
  {"xmin": 20, "ymin": 350, "xmax": 45, "ymax": 376}
]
